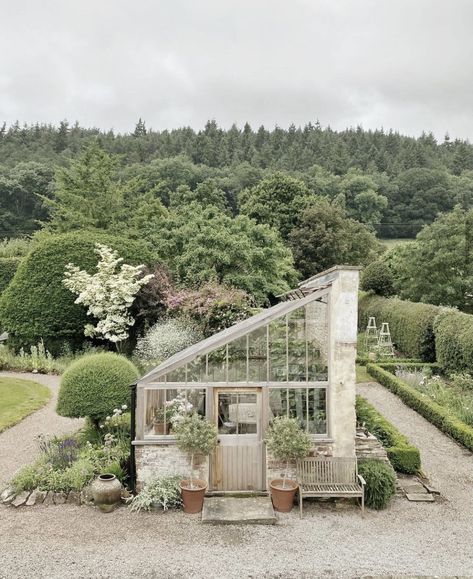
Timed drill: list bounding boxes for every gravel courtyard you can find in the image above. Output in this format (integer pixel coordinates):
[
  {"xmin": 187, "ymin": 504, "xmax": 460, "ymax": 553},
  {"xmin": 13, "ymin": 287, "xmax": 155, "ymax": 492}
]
[{"xmin": 1, "ymin": 380, "xmax": 472, "ymax": 578}]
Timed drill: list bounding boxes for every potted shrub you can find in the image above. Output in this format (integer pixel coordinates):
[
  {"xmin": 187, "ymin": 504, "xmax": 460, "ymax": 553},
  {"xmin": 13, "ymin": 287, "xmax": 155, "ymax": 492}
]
[
  {"xmin": 172, "ymin": 413, "xmax": 217, "ymax": 513},
  {"xmin": 153, "ymin": 392, "xmax": 193, "ymax": 435},
  {"xmin": 265, "ymin": 416, "xmax": 312, "ymax": 512}
]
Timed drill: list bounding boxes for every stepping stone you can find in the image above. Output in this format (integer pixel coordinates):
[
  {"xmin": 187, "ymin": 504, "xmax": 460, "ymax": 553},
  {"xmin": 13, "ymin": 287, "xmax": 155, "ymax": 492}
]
[
  {"xmin": 202, "ymin": 496, "xmax": 277, "ymax": 525},
  {"xmin": 12, "ymin": 491, "xmax": 30, "ymax": 507},
  {"xmin": 406, "ymin": 493, "xmax": 435, "ymax": 502}
]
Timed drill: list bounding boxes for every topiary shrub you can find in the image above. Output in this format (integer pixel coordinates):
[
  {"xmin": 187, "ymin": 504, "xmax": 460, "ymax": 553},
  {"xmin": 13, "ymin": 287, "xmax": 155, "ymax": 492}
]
[
  {"xmin": 358, "ymin": 294, "xmax": 438, "ymax": 361},
  {"xmin": 0, "ymin": 231, "xmax": 153, "ymax": 354},
  {"xmin": 0, "ymin": 257, "xmax": 20, "ymax": 296},
  {"xmin": 433, "ymin": 308, "xmax": 473, "ymax": 374},
  {"xmin": 358, "ymin": 459, "xmax": 396, "ymax": 509},
  {"xmin": 56, "ymin": 352, "xmax": 139, "ymax": 423},
  {"xmin": 360, "ymin": 261, "xmax": 395, "ymax": 297}
]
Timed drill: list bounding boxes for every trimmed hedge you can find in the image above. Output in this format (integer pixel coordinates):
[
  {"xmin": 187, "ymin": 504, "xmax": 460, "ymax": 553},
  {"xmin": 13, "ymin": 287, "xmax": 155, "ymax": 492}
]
[
  {"xmin": 0, "ymin": 257, "xmax": 20, "ymax": 295},
  {"xmin": 57, "ymin": 352, "xmax": 139, "ymax": 421},
  {"xmin": 356, "ymin": 396, "xmax": 421, "ymax": 474},
  {"xmin": 366, "ymin": 363, "xmax": 473, "ymax": 452},
  {"xmin": 0, "ymin": 232, "xmax": 153, "ymax": 354},
  {"xmin": 359, "ymin": 294, "xmax": 439, "ymax": 362},
  {"xmin": 358, "ymin": 459, "xmax": 396, "ymax": 510},
  {"xmin": 434, "ymin": 308, "xmax": 473, "ymax": 374}
]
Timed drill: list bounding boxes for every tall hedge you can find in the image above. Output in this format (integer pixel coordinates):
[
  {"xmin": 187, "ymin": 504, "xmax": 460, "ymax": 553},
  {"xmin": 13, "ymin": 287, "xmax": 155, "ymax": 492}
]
[
  {"xmin": 434, "ymin": 309, "xmax": 473, "ymax": 374},
  {"xmin": 0, "ymin": 257, "xmax": 20, "ymax": 296},
  {"xmin": 358, "ymin": 294, "xmax": 439, "ymax": 362},
  {"xmin": 0, "ymin": 232, "xmax": 153, "ymax": 354}
]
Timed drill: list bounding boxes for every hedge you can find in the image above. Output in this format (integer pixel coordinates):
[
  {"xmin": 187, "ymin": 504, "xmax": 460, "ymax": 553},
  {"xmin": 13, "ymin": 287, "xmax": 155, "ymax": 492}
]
[
  {"xmin": 358, "ymin": 459, "xmax": 396, "ymax": 510},
  {"xmin": 0, "ymin": 232, "xmax": 154, "ymax": 354},
  {"xmin": 359, "ymin": 294, "xmax": 439, "ymax": 362},
  {"xmin": 57, "ymin": 352, "xmax": 139, "ymax": 422},
  {"xmin": 356, "ymin": 396, "xmax": 421, "ymax": 474},
  {"xmin": 366, "ymin": 363, "xmax": 473, "ymax": 452},
  {"xmin": 0, "ymin": 257, "xmax": 21, "ymax": 296},
  {"xmin": 433, "ymin": 308, "xmax": 473, "ymax": 374}
]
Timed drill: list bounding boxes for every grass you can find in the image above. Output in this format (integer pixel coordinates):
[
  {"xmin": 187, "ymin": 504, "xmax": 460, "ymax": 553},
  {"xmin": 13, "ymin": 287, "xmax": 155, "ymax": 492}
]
[
  {"xmin": 356, "ymin": 364, "xmax": 372, "ymax": 383},
  {"xmin": 0, "ymin": 377, "xmax": 51, "ymax": 432}
]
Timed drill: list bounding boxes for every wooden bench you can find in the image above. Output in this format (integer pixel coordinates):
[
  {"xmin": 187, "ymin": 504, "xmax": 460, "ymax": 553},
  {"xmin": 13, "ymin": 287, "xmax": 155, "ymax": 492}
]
[{"xmin": 296, "ymin": 457, "xmax": 365, "ymax": 518}]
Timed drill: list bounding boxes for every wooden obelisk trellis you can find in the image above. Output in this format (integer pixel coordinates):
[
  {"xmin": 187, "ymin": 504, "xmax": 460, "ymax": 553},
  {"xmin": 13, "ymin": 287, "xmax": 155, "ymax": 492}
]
[
  {"xmin": 365, "ymin": 316, "xmax": 378, "ymax": 350},
  {"xmin": 377, "ymin": 322, "xmax": 394, "ymax": 358}
]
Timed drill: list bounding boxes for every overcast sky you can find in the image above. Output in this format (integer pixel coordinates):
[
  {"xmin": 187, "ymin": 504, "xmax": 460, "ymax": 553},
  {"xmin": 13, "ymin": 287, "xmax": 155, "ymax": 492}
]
[{"xmin": 1, "ymin": 0, "xmax": 472, "ymax": 140}]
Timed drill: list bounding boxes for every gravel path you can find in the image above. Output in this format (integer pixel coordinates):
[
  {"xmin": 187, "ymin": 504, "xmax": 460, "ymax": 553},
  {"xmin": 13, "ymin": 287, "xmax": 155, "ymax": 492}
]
[
  {"xmin": 1, "ymin": 380, "xmax": 472, "ymax": 578},
  {"xmin": 0, "ymin": 371, "xmax": 83, "ymax": 487}
]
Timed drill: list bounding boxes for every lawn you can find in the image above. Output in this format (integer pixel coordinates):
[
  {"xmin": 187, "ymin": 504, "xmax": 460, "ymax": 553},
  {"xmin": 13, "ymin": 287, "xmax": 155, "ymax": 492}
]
[{"xmin": 0, "ymin": 377, "xmax": 51, "ymax": 433}]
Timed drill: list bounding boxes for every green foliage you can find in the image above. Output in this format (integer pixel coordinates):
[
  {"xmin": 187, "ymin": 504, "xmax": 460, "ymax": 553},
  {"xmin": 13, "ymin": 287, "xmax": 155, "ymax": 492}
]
[
  {"xmin": 265, "ymin": 416, "xmax": 312, "ymax": 463},
  {"xmin": 388, "ymin": 206, "xmax": 473, "ymax": 310},
  {"xmin": 0, "ymin": 231, "xmax": 153, "ymax": 353},
  {"xmin": 128, "ymin": 475, "xmax": 183, "ymax": 512},
  {"xmin": 360, "ymin": 261, "xmax": 395, "ymax": 297},
  {"xmin": 56, "ymin": 352, "xmax": 139, "ymax": 421},
  {"xmin": 433, "ymin": 309, "xmax": 473, "ymax": 374},
  {"xmin": 358, "ymin": 294, "xmax": 438, "ymax": 361},
  {"xmin": 356, "ymin": 396, "xmax": 420, "ymax": 474},
  {"xmin": 152, "ymin": 204, "xmax": 298, "ymax": 304},
  {"xmin": 288, "ymin": 198, "xmax": 381, "ymax": 278},
  {"xmin": 367, "ymin": 363, "xmax": 473, "ymax": 452},
  {"xmin": 173, "ymin": 413, "xmax": 218, "ymax": 457},
  {"xmin": 0, "ymin": 257, "xmax": 20, "ymax": 295},
  {"xmin": 0, "ymin": 237, "xmax": 33, "ymax": 258},
  {"xmin": 358, "ymin": 459, "xmax": 396, "ymax": 510}
]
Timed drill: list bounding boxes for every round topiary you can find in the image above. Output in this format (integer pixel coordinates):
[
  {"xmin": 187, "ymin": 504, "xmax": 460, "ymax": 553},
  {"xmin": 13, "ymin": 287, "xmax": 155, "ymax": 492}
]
[
  {"xmin": 0, "ymin": 231, "xmax": 154, "ymax": 354},
  {"xmin": 358, "ymin": 459, "xmax": 396, "ymax": 509},
  {"xmin": 56, "ymin": 352, "xmax": 140, "ymax": 422},
  {"xmin": 361, "ymin": 261, "xmax": 395, "ymax": 297}
]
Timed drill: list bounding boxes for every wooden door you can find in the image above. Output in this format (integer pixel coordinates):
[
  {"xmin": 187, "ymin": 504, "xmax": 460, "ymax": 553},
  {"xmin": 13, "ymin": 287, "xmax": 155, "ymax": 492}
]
[{"xmin": 211, "ymin": 388, "xmax": 264, "ymax": 492}]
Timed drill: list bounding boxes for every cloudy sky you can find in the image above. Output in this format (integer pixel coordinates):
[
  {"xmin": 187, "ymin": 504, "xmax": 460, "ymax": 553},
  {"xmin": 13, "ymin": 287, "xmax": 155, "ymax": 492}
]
[{"xmin": 1, "ymin": 0, "xmax": 472, "ymax": 139}]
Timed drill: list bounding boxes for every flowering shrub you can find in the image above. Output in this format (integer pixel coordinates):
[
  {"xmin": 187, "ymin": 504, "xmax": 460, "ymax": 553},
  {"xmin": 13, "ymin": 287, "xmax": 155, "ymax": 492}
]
[
  {"xmin": 134, "ymin": 318, "xmax": 203, "ymax": 365},
  {"xmin": 154, "ymin": 392, "xmax": 193, "ymax": 425},
  {"xmin": 63, "ymin": 243, "xmax": 153, "ymax": 345}
]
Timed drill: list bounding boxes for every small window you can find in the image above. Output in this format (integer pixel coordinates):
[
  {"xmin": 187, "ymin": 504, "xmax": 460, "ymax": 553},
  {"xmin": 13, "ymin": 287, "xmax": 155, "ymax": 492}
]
[{"xmin": 145, "ymin": 388, "xmax": 206, "ymax": 437}]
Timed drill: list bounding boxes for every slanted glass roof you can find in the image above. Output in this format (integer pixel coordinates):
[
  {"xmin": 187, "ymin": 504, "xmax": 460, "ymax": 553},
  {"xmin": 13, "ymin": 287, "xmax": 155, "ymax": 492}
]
[{"xmin": 139, "ymin": 285, "xmax": 330, "ymax": 385}]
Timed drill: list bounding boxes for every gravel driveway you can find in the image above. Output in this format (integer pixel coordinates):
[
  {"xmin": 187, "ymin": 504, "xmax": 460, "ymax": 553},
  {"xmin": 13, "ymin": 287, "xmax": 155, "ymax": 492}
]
[
  {"xmin": 0, "ymin": 380, "xmax": 472, "ymax": 578},
  {"xmin": 0, "ymin": 371, "xmax": 83, "ymax": 487}
]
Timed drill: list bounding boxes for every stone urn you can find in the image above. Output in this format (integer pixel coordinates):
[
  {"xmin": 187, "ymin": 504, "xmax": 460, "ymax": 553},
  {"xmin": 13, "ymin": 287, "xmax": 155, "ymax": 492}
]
[{"xmin": 91, "ymin": 474, "xmax": 122, "ymax": 513}]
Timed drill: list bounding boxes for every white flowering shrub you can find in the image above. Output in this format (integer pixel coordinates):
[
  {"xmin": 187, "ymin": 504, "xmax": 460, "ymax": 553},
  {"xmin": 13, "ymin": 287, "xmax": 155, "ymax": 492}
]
[
  {"xmin": 63, "ymin": 244, "xmax": 153, "ymax": 345},
  {"xmin": 134, "ymin": 318, "xmax": 203, "ymax": 364}
]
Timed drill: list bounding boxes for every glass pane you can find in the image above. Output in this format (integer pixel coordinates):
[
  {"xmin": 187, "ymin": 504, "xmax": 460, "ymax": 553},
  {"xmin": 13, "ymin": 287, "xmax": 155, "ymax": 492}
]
[
  {"xmin": 207, "ymin": 346, "xmax": 227, "ymax": 382},
  {"xmin": 164, "ymin": 366, "xmax": 186, "ymax": 383},
  {"xmin": 248, "ymin": 326, "xmax": 267, "ymax": 382},
  {"xmin": 269, "ymin": 317, "xmax": 287, "ymax": 381},
  {"xmin": 268, "ymin": 387, "xmax": 327, "ymax": 435},
  {"xmin": 287, "ymin": 308, "xmax": 306, "ymax": 382},
  {"xmin": 306, "ymin": 299, "xmax": 329, "ymax": 381},
  {"xmin": 217, "ymin": 392, "xmax": 257, "ymax": 434},
  {"xmin": 227, "ymin": 336, "xmax": 248, "ymax": 382},
  {"xmin": 187, "ymin": 356, "xmax": 206, "ymax": 383},
  {"xmin": 144, "ymin": 388, "xmax": 206, "ymax": 437},
  {"xmin": 307, "ymin": 388, "xmax": 327, "ymax": 434}
]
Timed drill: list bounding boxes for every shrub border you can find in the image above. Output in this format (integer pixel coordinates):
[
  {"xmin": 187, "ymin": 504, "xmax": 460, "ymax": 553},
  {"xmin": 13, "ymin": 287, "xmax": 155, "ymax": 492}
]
[
  {"xmin": 356, "ymin": 395, "xmax": 421, "ymax": 474},
  {"xmin": 366, "ymin": 363, "xmax": 473, "ymax": 452}
]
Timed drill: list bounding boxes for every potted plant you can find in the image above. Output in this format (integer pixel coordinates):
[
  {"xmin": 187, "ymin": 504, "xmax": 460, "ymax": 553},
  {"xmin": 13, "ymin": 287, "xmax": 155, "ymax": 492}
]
[
  {"xmin": 153, "ymin": 393, "xmax": 194, "ymax": 434},
  {"xmin": 265, "ymin": 416, "xmax": 312, "ymax": 512},
  {"xmin": 172, "ymin": 413, "xmax": 217, "ymax": 513}
]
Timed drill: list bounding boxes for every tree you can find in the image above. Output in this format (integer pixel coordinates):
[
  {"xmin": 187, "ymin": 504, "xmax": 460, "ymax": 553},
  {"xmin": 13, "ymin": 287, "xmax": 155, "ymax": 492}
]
[
  {"xmin": 44, "ymin": 142, "xmax": 125, "ymax": 232},
  {"xmin": 63, "ymin": 244, "xmax": 153, "ymax": 347},
  {"xmin": 239, "ymin": 172, "xmax": 311, "ymax": 239},
  {"xmin": 288, "ymin": 198, "xmax": 381, "ymax": 278},
  {"xmin": 360, "ymin": 261, "xmax": 395, "ymax": 297},
  {"xmin": 150, "ymin": 203, "xmax": 298, "ymax": 304},
  {"xmin": 388, "ymin": 206, "xmax": 473, "ymax": 310}
]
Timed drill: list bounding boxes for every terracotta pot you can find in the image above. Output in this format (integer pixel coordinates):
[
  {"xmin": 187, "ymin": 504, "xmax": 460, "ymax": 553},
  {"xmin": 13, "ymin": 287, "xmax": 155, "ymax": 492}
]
[
  {"xmin": 270, "ymin": 479, "xmax": 298, "ymax": 512},
  {"xmin": 180, "ymin": 479, "xmax": 207, "ymax": 514},
  {"xmin": 91, "ymin": 473, "xmax": 122, "ymax": 513},
  {"xmin": 153, "ymin": 422, "xmax": 170, "ymax": 435}
]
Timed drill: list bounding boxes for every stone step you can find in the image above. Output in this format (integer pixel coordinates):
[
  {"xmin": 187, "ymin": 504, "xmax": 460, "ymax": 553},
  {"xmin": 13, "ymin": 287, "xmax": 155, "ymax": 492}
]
[{"xmin": 201, "ymin": 496, "xmax": 277, "ymax": 525}]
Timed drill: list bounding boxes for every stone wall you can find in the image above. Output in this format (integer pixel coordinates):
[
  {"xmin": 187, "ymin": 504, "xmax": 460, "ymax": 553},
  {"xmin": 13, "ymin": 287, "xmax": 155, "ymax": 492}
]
[
  {"xmin": 135, "ymin": 445, "xmax": 209, "ymax": 491},
  {"xmin": 355, "ymin": 427, "xmax": 391, "ymax": 466}
]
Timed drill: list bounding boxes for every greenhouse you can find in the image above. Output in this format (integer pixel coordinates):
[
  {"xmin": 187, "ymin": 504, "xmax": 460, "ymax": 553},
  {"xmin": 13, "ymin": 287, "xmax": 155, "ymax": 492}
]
[{"xmin": 132, "ymin": 266, "xmax": 359, "ymax": 492}]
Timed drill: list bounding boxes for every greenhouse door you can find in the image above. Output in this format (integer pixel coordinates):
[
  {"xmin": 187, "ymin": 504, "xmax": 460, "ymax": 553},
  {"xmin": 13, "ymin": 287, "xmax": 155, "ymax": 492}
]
[{"xmin": 212, "ymin": 388, "xmax": 264, "ymax": 492}]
